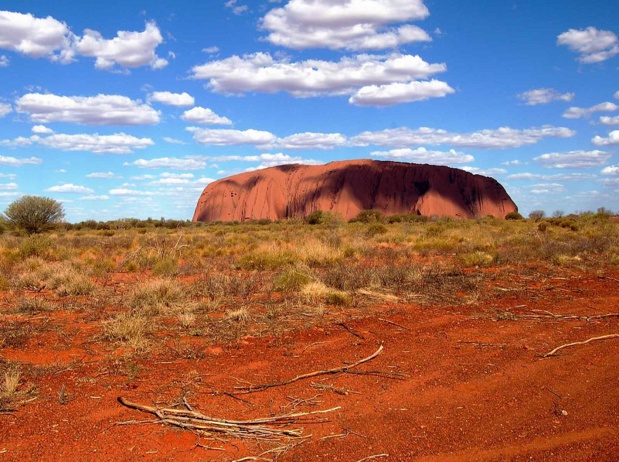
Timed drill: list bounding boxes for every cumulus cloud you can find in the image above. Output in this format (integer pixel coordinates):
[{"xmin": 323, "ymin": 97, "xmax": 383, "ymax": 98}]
[
  {"xmin": 592, "ymin": 130, "xmax": 619, "ymax": 146},
  {"xmin": 508, "ymin": 172, "xmax": 596, "ymax": 181},
  {"xmin": 273, "ymin": 132, "xmax": 347, "ymax": 150},
  {"xmin": 370, "ymin": 147, "xmax": 474, "ymax": 165},
  {"xmin": 0, "ymin": 155, "xmax": 42, "ymax": 166},
  {"xmin": 533, "ymin": 150, "xmax": 611, "ymax": 169},
  {"xmin": 181, "ymin": 107, "xmax": 232, "ymax": 125},
  {"xmin": 518, "ymin": 88, "xmax": 575, "ymax": 105},
  {"xmin": 0, "ymin": 12, "xmax": 168, "ymax": 70},
  {"xmin": 528, "ymin": 183, "xmax": 565, "ymax": 195},
  {"xmin": 34, "ymin": 133, "xmax": 154, "ymax": 154},
  {"xmin": 460, "ymin": 167, "xmax": 507, "ymax": 176},
  {"xmin": 123, "ymin": 157, "xmax": 207, "ymax": 170},
  {"xmin": 562, "ymin": 102, "xmax": 618, "ymax": 119},
  {"xmin": 16, "ymin": 93, "xmax": 160, "ymax": 125},
  {"xmin": 46, "ymin": 183, "xmax": 94, "ymax": 194},
  {"xmin": 188, "ymin": 127, "xmax": 277, "ymax": 146},
  {"xmin": 261, "ymin": 0, "xmax": 430, "ymax": 50},
  {"xmin": 225, "ymin": 0, "xmax": 249, "ymax": 15},
  {"xmin": 211, "ymin": 153, "xmax": 322, "ymax": 169},
  {"xmin": 0, "ymin": 55, "xmax": 8, "ymax": 66},
  {"xmin": 352, "ymin": 126, "xmax": 575, "ymax": 149},
  {"xmin": 349, "ymin": 79, "xmax": 454, "ymax": 106},
  {"xmin": 79, "ymin": 195, "xmax": 109, "ymax": 200},
  {"xmin": 148, "ymin": 91, "xmax": 195, "ymax": 107},
  {"xmin": 558, "ymin": 27, "xmax": 619, "ymax": 63},
  {"xmin": 163, "ymin": 137, "xmax": 187, "ymax": 145},
  {"xmin": 109, "ymin": 188, "xmax": 157, "ymax": 196},
  {"xmin": 599, "ymin": 115, "xmax": 619, "ymax": 126},
  {"xmin": 601, "ymin": 165, "xmax": 619, "ymax": 176},
  {"xmin": 0, "ymin": 182, "xmax": 17, "ymax": 190},
  {"xmin": 86, "ymin": 172, "xmax": 120, "ymax": 179},
  {"xmin": 191, "ymin": 52, "xmax": 447, "ymax": 100},
  {"xmin": 0, "ymin": 11, "xmax": 73, "ymax": 62},
  {"xmin": 31, "ymin": 125, "xmax": 53, "ymax": 134},
  {"xmin": 0, "ymin": 103, "xmax": 11, "ymax": 117},
  {"xmin": 75, "ymin": 21, "xmax": 167, "ymax": 70}
]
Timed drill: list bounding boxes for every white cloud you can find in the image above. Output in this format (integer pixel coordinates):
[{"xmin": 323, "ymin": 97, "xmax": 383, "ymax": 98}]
[
  {"xmin": 508, "ymin": 172, "xmax": 596, "ymax": 181},
  {"xmin": 0, "ymin": 173, "xmax": 16, "ymax": 179},
  {"xmin": 35, "ymin": 133, "xmax": 154, "ymax": 154},
  {"xmin": 129, "ymin": 174, "xmax": 155, "ymax": 180},
  {"xmin": 601, "ymin": 165, "xmax": 619, "ymax": 176},
  {"xmin": 0, "ymin": 155, "xmax": 42, "ymax": 166},
  {"xmin": 188, "ymin": 127, "xmax": 277, "ymax": 146},
  {"xmin": 16, "ymin": 93, "xmax": 160, "ymax": 125},
  {"xmin": 79, "ymin": 195, "xmax": 109, "ymax": 200},
  {"xmin": 261, "ymin": 0, "xmax": 430, "ymax": 50},
  {"xmin": 75, "ymin": 21, "xmax": 167, "ymax": 70},
  {"xmin": 0, "ymin": 103, "xmax": 11, "ymax": 117},
  {"xmin": 0, "ymin": 12, "xmax": 167, "ymax": 70},
  {"xmin": 148, "ymin": 91, "xmax": 195, "ymax": 107},
  {"xmin": 181, "ymin": 107, "xmax": 232, "ymax": 125},
  {"xmin": 212, "ymin": 153, "xmax": 322, "ymax": 169},
  {"xmin": 370, "ymin": 147, "xmax": 474, "ymax": 165},
  {"xmin": 501, "ymin": 160, "xmax": 525, "ymax": 166},
  {"xmin": 518, "ymin": 88, "xmax": 575, "ymax": 105},
  {"xmin": 86, "ymin": 171, "xmax": 119, "ymax": 179},
  {"xmin": 0, "ymin": 136, "xmax": 33, "ymax": 147},
  {"xmin": 31, "ymin": 124, "xmax": 53, "ymax": 134},
  {"xmin": 0, "ymin": 11, "xmax": 73, "ymax": 61},
  {"xmin": 202, "ymin": 46, "xmax": 219, "ymax": 54},
  {"xmin": 225, "ymin": 0, "xmax": 249, "ymax": 15},
  {"xmin": 123, "ymin": 157, "xmax": 207, "ymax": 170},
  {"xmin": 461, "ymin": 167, "xmax": 507, "ymax": 176},
  {"xmin": 0, "ymin": 55, "xmax": 8, "ymax": 66},
  {"xmin": 0, "ymin": 182, "xmax": 17, "ymax": 190},
  {"xmin": 562, "ymin": 102, "xmax": 618, "ymax": 119},
  {"xmin": 273, "ymin": 132, "xmax": 346, "ymax": 150},
  {"xmin": 558, "ymin": 27, "xmax": 619, "ymax": 63},
  {"xmin": 352, "ymin": 125, "xmax": 575, "ymax": 149},
  {"xmin": 109, "ymin": 188, "xmax": 157, "ymax": 196},
  {"xmin": 349, "ymin": 79, "xmax": 454, "ymax": 106},
  {"xmin": 592, "ymin": 130, "xmax": 619, "ymax": 146},
  {"xmin": 528, "ymin": 183, "xmax": 565, "ymax": 195},
  {"xmin": 163, "ymin": 137, "xmax": 187, "ymax": 145},
  {"xmin": 533, "ymin": 150, "xmax": 611, "ymax": 169},
  {"xmin": 192, "ymin": 52, "xmax": 447, "ymax": 101},
  {"xmin": 599, "ymin": 115, "xmax": 619, "ymax": 126},
  {"xmin": 46, "ymin": 183, "xmax": 94, "ymax": 194},
  {"xmin": 615, "ymin": 90, "xmax": 619, "ymax": 99}
]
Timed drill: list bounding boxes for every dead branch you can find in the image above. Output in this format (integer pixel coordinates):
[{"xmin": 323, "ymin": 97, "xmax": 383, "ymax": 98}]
[
  {"xmin": 378, "ymin": 318, "xmax": 410, "ymax": 331},
  {"xmin": 543, "ymin": 334, "xmax": 619, "ymax": 357},
  {"xmin": 524, "ymin": 309, "xmax": 619, "ymax": 321},
  {"xmin": 233, "ymin": 345, "xmax": 384, "ymax": 394},
  {"xmin": 337, "ymin": 322, "xmax": 365, "ymax": 340},
  {"xmin": 357, "ymin": 454, "xmax": 388, "ymax": 462},
  {"xmin": 117, "ymin": 396, "xmax": 339, "ymax": 441}
]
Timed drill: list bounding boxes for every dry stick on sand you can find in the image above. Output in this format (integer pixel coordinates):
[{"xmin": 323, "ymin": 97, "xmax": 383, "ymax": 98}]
[
  {"xmin": 233, "ymin": 345, "xmax": 384, "ymax": 394},
  {"xmin": 117, "ymin": 397, "xmax": 339, "ymax": 441},
  {"xmin": 543, "ymin": 334, "xmax": 619, "ymax": 357}
]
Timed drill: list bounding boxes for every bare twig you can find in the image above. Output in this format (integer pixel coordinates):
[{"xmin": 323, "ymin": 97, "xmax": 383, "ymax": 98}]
[
  {"xmin": 233, "ymin": 345, "xmax": 384, "ymax": 394},
  {"xmin": 357, "ymin": 454, "xmax": 388, "ymax": 462},
  {"xmin": 378, "ymin": 318, "xmax": 410, "ymax": 331},
  {"xmin": 117, "ymin": 396, "xmax": 339, "ymax": 441},
  {"xmin": 337, "ymin": 322, "xmax": 365, "ymax": 340},
  {"xmin": 543, "ymin": 334, "xmax": 619, "ymax": 357}
]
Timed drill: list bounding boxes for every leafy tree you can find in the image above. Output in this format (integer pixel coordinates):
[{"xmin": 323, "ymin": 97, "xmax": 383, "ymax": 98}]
[{"xmin": 3, "ymin": 195, "xmax": 65, "ymax": 234}]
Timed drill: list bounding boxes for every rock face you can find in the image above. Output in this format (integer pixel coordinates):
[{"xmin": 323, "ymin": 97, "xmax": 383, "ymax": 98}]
[{"xmin": 192, "ymin": 159, "xmax": 518, "ymax": 222}]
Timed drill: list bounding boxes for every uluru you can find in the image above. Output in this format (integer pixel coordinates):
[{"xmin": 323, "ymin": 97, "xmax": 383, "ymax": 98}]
[{"xmin": 192, "ymin": 159, "xmax": 518, "ymax": 222}]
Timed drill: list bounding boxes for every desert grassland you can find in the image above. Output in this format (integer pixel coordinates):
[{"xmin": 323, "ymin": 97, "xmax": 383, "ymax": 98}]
[{"xmin": 1, "ymin": 212, "xmax": 618, "ymax": 408}]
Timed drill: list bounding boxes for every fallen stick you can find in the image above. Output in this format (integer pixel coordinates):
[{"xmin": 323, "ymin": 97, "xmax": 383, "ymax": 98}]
[
  {"xmin": 117, "ymin": 397, "xmax": 339, "ymax": 440},
  {"xmin": 357, "ymin": 454, "xmax": 388, "ymax": 462},
  {"xmin": 543, "ymin": 334, "xmax": 619, "ymax": 357},
  {"xmin": 233, "ymin": 345, "xmax": 384, "ymax": 394},
  {"xmin": 378, "ymin": 318, "xmax": 410, "ymax": 331},
  {"xmin": 337, "ymin": 322, "xmax": 365, "ymax": 340}
]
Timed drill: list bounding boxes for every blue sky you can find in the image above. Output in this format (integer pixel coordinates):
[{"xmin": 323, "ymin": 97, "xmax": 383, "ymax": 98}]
[{"xmin": 0, "ymin": 0, "xmax": 618, "ymax": 221}]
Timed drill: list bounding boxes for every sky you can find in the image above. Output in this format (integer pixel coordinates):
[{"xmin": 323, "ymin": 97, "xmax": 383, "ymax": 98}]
[{"xmin": 0, "ymin": 0, "xmax": 618, "ymax": 222}]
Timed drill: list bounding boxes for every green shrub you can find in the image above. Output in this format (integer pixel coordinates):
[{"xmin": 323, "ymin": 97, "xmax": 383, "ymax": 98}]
[
  {"xmin": 505, "ymin": 212, "xmax": 524, "ymax": 220},
  {"xmin": 3, "ymin": 196, "xmax": 65, "ymax": 234},
  {"xmin": 350, "ymin": 209, "xmax": 385, "ymax": 223}
]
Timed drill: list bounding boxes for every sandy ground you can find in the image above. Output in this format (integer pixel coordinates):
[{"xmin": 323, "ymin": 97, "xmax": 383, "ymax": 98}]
[{"xmin": 1, "ymin": 266, "xmax": 618, "ymax": 461}]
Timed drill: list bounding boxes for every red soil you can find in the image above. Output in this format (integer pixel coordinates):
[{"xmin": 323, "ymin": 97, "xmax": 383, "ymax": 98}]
[{"xmin": 1, "ymin": 267, "xmax": 618, "ymax": 461}]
